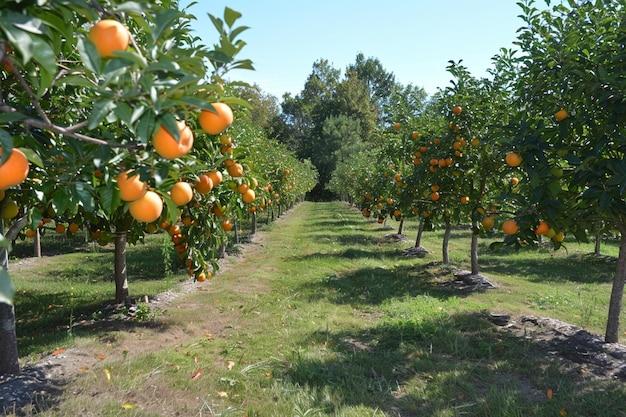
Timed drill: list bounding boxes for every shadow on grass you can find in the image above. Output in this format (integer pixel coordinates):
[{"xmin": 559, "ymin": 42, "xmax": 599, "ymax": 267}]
[
  {"xmin": 298, "ymin": 263, "xmax": 460, "ymax": 306},
  {"xmin": 275, "ymin": 311, "xmax": 626, "ymax": 416}
]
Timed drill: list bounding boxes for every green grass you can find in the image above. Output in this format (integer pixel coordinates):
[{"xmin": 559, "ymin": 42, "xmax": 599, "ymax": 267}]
[{"xmin": 7, "ymin": 201, "xmax": 626, "ymax": 416}]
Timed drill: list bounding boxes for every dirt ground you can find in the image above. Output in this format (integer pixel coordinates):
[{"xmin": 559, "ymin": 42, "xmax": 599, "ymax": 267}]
[{"xmin": 2, "ymin": 232, "xmax": 626, "ymax": 415}]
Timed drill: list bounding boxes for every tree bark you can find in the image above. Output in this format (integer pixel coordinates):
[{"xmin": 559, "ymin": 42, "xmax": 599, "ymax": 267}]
[
  {"xmin": 114, "ymin": 230, "xmax": 129, "ymax": 305},
  {"xmin": 34, "ymin": 227, "xmax": 41, "ymax": 257},
  {"xmin": 442, "ymin": 223, "xmax": 451, "ymax": 264},
  {"xmin": 0, "ymin": 223, "xmax": 19, "ymax": 376},
  {"xmin": 470, "ymin": 232, "xmax": 480, "ymax": 275},
  {"xmin": 605, "ymin": 229, "xmax": 626, "ymax": 343},
  {"xmin": 397, "ymin": 218, "xmax": 404, "ymax": 235},
  {"xmin": 415, "ymin": 218, "xmax": 424, "ymax": 248},
  {"xmin": 251, "ymin": 211, "xmax": 257, "ymax": 235}
]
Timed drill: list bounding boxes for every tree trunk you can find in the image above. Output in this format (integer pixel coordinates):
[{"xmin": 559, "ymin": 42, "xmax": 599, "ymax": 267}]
[
  {"xmin": 415, "ymin": 218, "xmax": 424, "ymax": 248},
  {"xmin": 251, "ymin": 211, "xmax": 257, "ymax": 235},
  {"xmin": 0, "ymin": 223, "xmax": 19, "ymax": 376},
  {"xmin": 114, "ymin": 230, "xmax": 129, "ymax": 305},
  {"xmin": 34, "ymin": 228, "xmax": 41, "ymax": 257},
  {"xmin": 397, "ymin": 218, "xmax": 404, "ymax": 235},
  {"xmin": 605, "ymin": 229, "xmax": 626, "ymax": 343},
  {"xmin": 470, "ymin": 232, "xmax": 480, "ymax": 275},
  {"xmin": 442, "ymin": 223, "xmax": 451, "ymax": 264}
]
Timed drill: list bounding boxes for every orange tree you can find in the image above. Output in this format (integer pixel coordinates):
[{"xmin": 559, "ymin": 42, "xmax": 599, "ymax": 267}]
[
  {"xmin": 500, "ymin": 0, "xmax": 626, "ymax": 342},
  {"xmin": 0, "ymin": 1, "xmax": 254, "ymax": 374}
]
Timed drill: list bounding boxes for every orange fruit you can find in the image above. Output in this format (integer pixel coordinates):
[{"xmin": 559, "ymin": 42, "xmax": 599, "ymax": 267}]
[
  {"xmin": 431, "ymin": 192, "xmax": 440, "ymax": 202},
  {"xmin": 431, "ymin": 184, "xmax": 440, "ymax": 192},
  {"xmin": 221, "ymin": 219, "xmax": 233, "ymax": 231},
  {"xmin": 24, "ymin": 229, "xmax": 36, "ymax": 238},
  {"xmin": 511, "ymin": 177, "xmax": 519, "ymax": 186},
  {"xmin": 552, "ymin": 231, "xmax": 565, "ymax": 242},
  {"xmin": 535, "ymin": 220, "xmax": 550, "ymax": 235},
  {"xmin": 55, "ymin": 223, "xmax": 66, "ymax": 234},
  {"xmin": 387, "ymin": 198, "xmax": 393, "ymax": 205},
  {"xmin": 91, "ymin": 229, "xmax": 102, "ymax": 239},
  {"xmin": 197, "ymin": 272, "xmax": 206, "ymax": 282},
  {"xmin": 0, "ymin": 148, "xmax": 29, "ymax": 190},
  {"xmin": 208, "ymin": 170, "xmax": 223, "ymax": 187},
  {"xmin": 170, "ymin": 181, "xmax": 193, "ymax": 206},
  {"xmin": 1, "ymin": 200, "xmax": 19, "ymax": 219},
  {"xmin": 116, "ymin": 170, "xmax": 147, "ymax": 202},
  {"xmin": 237, "ymin": 183, "xmax": 250, "ymax": 194},
  {"xmin": 68, "ymin": 223, "xmax": 79, "ymax": 234},
  {"xmin": 242, "ymin": 189, "xmax": 256, "ymax": 204},
  {"xmin": 219, "ymin": 134, "xmax": 232, "ymax": 145},
  {"xmin": 128, "ymin": 190, "xmax": 163, "ymax": 223},
  {"xmin": 392, "ymin": 122, "xmax": 401, "ymax": 130},
  {"xmin": 159, "ymin": 220, "xmax": 171, "ymax": 230},
  {"xmin": 411, "ymin": 131, "xmax": 419, "ymax": 140},
  {"xmin": 555, "ymin": 109, "xmax": 569, "ymax": 122},
  {"xmin": 168, "ymin": 224, "xmax": 181, "ymax": 236},
  {"xmin": 88, "ymin": 19, "xmax": 130, "ymax": 59},
  {"xmin": 199, "ymin": 102, "xmax": 234, "ymax": 135},
  {"xmin": 460, "ymin": 196, "xmax": 470, "ymax": 204},
  {"xmin": 505, "ymin": 152, "xmax": 522, "ymax": 167},
  {"xmin": 152, "ymin": 120, "xmax": 194, "ymax": 160},
  {"xmin": 481, "ymin": 215, "xmax": 495, "ymax": 229},
  {"xmin": 502, "ymin": 219, "xmax": 519, "ymax": 235},
  {"xmin": 452, "ymin": 105, "xmax": 462, "ymax": 115},
  {"xmin": 227, "ymin": 162, "xmax": 244, "ymax": 177},
  {"xmin": 195, "ymin": 174, "xmax": 214, "ymax": 194}
]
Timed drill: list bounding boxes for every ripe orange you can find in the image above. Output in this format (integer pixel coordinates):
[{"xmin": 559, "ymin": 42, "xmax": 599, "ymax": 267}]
[
  {"xmin": 199, "ymin": 102, "xmax": 234, "ymax": 135},
  {"xmin": 116, "ymin": 170, "xmax": 147, "ymax": 202},
  {"xmin": 1, "ymin": 200, "xmax": 19, "ymax": 219},
  {"xmin": 170, "ymin": 182, "xmax": 193, "ymax": 206},
  {"xmin": 237, "ymin": 183, "xmax": 250, "ymax": 194},
  {"xmin": 411, "ymin": 131, "xmax": 419, "ymax": 140},
  {"xmin": 91, "ymin": 229, "xmax": 102, "ymax": 239},
  {"xmin": 168, "ymin": 224, "xmax": 181, "ymax": 236},
  {"xmin": 502, "ymin": 219, "xmax": 519, "ymax": 235},
  {"xmin": 511, "ymin": 177, "xmax": 519, "ymax": 186},
  {"xmin": 68, "ymin": 223, "xmax": 79, "ymax": 234},
  {"xmin": 460, "ymin": 196, "xmax": 470, "ymax": 204},
  {"xmin": 128, "ymin": 190, "xmax": 163, "ymax": 223},
  {"xmin": 0, "ymin": 148, "xmax": 30, "ymax": 190},
  {"xmin": 221, "ymin": 219, "xmax": 233, "ymax": 231},
  {"xmin": 88, "ymin": 19, "xmax": 130, "ymax": 59},
  {"xmin": 152, "ymin": 120, "xmax": 194, "ymax": 160},
  {"xmin": 452, "ymin": 105, "xmax": 462, "ymax": 115},
  {"xmin": 196, "ymin": 272, "xmax": 207, "ymax": 282},
  {"xmin": 481, "ymin": 215, "xmax": 495, "ymax": 229},
  {"xmin": 24, "ymin": 229, "xmax": 36, "ymax": 238},
  {"xmin": 431, "ymin": 184, "xmax": 440, "ymax": 192},
  {"xmin": 386, "ymin": 198, "xmax": 393, "ymax": 205},
  {"xmin": 208, "ymin": 170, "xmax": 223, "ymax": 187},
  {"xmin": 242, "ymin": 189, "xmax": 256, "ymax": 204},
  {"xmin": 195, "ymin": 174, "xmax": 214, "ymax": 194},
  {"xmin": 505, "ymin": 152, "xmax": 522, "ymax": 168},
  {"xmin": 555, "ymin": 109, "xmax": 569, "ymax": 122},
  {"xmin": 535, "ymin": 220, "xmax": 550, "ymax": 235},
  {"xmin": 55, "ymin": 223, "xmax": 66, "ymax": 234},
  {"xmin": 431, "ymin": 192, "xmax": 440, "ymax": 202},
  {"xmin": 227, "ymin": 162, "xmax": 244, "ymax": 177},
  {"xmin": 392, "ymin": 122, "xmax": 401, "ymax": 130}
]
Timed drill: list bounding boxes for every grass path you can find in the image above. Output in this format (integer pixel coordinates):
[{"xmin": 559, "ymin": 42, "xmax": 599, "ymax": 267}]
[{"xmin": 14, "ymin": 202, "xmax": 626, "ymax": 416}]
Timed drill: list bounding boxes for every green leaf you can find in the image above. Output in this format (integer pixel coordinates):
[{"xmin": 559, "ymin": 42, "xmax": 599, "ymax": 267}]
[
  {"xmin": 135, "ymin": 111, "xmax": 156, "ymax": 144},
  {"xmin": 77, "ymin": 35, "xmax": 102, "ymax": 73},
  {"xmin": 88, "ymin": 99, "xmax": 116, "ymax": 130},
  {"xmin": 0, "ymin": 128, "xmax": 13, "ymax": 164},
  {"xmin": 159, "ymin": 113, "xmax": 180, "ymax": 142},
  {"xmin": 20, "ymin": 147, "xmax": 44, "ymax": 169},
  {"xmin": 71, "ymin": 182, "xmax": 95, "ymax": 213},
  {"xmin": 0, "ymin": 112, "xmax": 27, "ymax": 123},
  {"xmin": 0, "ymin": 267, "xmax": 14, "ymax": 305},
  {"xmin": 152, "ymin": 9, "xmax": 180, "ymax": 43},
  {"xmin": 112, "ymin": 1, "xmax": 146, "ymax": 14},
  {"xmin": 224, "ymin": 7, "xmax": 242, "ymax": 28}
]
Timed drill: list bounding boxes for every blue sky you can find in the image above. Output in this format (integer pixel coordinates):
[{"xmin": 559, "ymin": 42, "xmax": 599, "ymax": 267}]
[{"xmin": 182, "ymin": 1, "xmax": 548, "ymax": 99}]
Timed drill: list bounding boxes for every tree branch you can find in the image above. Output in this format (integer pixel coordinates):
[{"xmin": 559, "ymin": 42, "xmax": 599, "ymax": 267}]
[{"xmin": 0, "ymin": 104, "xmax": 144, "ymax": 150}]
